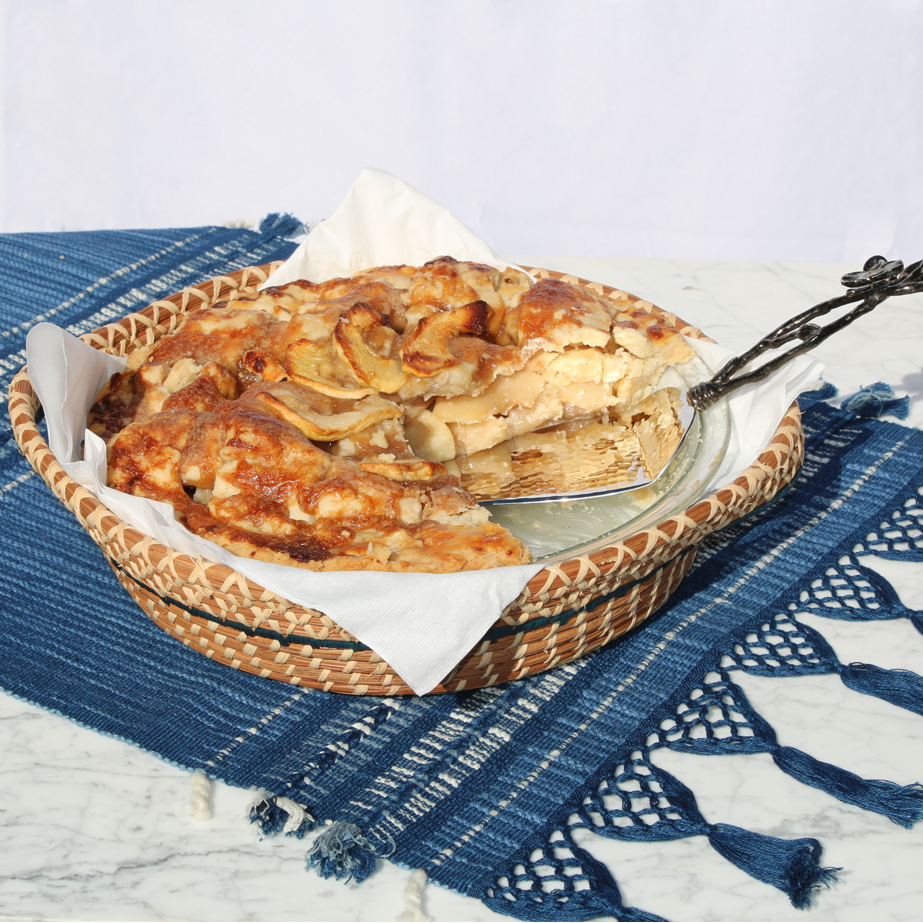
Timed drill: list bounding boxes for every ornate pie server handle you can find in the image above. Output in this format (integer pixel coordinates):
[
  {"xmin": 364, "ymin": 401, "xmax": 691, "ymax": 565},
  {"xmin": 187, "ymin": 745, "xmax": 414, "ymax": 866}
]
[{"xmin": 687, "ymin": 255, "xmax": 923, "ymax": 410}]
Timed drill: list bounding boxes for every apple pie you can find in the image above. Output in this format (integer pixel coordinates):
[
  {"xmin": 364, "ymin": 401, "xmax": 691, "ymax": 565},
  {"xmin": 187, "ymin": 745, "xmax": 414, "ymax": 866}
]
[{"xmin": 89, "ymin": 258, "xmax": 694, "ymax": 572}]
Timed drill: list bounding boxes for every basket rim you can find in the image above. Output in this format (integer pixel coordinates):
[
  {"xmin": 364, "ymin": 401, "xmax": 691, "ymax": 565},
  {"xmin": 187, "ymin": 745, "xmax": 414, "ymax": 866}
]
[{"xmin": 8, "ymin": 262, "xmax": 802, "ymax": 608}]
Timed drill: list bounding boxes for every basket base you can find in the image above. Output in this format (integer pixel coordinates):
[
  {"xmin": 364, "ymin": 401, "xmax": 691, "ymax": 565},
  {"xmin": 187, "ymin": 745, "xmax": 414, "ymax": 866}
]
[{"xmin": 110, "ymin": 544, "xmax": 699, "ymax": 696}]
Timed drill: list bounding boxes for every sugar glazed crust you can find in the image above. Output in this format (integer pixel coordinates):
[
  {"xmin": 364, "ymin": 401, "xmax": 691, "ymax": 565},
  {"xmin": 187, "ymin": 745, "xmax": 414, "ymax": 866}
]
[{"xmin": 89, "ymin": 258, "xmax": 694, "ymax": 573}]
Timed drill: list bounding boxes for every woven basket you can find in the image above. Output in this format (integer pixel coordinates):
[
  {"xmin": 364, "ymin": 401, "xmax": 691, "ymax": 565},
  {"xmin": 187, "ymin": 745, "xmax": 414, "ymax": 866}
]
[{"xmin": 9, "ymin": 264, "xmax": 804, "ymax": 695}]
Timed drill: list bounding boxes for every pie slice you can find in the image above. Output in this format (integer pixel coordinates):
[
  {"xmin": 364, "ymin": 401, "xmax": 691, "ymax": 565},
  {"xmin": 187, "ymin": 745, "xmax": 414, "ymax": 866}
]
[{"xmin": 105, "ymin": 400, "xmax": 530, "ymax": 573}]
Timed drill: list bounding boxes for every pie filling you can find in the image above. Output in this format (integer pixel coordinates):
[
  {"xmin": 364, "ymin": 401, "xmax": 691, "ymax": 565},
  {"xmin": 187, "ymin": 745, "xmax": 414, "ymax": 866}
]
[{"xmin": 89, "ymin": 258, "xmax": 694, "ymax": 573}]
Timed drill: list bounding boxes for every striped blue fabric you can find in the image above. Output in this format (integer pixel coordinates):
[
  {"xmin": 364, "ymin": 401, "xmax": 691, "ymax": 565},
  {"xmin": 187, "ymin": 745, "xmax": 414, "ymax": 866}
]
[{"xmin": 2, "ymin": 229, "xmax": 922, "ymax": 920}]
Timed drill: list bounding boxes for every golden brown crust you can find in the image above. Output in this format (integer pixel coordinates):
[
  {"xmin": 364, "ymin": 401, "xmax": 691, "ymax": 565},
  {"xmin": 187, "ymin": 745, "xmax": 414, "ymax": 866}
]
[
  {"xmin": 91, "ymin": 258, "xmax": 694, "ymax": 572},
  {"xmin": 502, "ymin": 278, "xmax": 614, "ymax": 349},
  {"xmin": 106, "ymin": 403, "xmax": 531, "ymax": 572}
]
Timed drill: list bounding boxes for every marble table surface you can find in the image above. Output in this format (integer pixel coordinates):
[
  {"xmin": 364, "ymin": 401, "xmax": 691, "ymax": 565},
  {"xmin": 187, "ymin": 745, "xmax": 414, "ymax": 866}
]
[{"xmin": 2, "ymin": 256, "xmax": 922, "ymax": 922}]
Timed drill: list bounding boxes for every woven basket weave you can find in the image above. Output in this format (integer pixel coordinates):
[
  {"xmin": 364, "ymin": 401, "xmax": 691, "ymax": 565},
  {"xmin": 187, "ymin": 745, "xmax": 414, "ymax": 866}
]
[{"xmin": 9, "ymin": 264, "xmax": 804, "ymax": 695}]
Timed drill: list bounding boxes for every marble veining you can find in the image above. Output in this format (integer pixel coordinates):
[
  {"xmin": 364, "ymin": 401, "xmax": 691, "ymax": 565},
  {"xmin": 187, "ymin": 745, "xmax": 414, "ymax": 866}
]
[{"xmin": 1, "ymin": 257, "xmax": 921, "ymax": 922}]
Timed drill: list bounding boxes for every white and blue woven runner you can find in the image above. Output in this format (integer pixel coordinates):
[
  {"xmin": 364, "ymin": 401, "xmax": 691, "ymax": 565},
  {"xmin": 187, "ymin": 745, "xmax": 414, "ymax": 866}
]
[{"xmin": 2, "ymin": 224, "xmax": 922, "ymax": 921}]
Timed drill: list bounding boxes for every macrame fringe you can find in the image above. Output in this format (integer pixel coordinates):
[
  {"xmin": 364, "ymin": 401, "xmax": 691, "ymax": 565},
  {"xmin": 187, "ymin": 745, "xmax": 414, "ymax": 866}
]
[
  {"xmin": 772, "ymin": 746, "xmax": 923, "ymax": 828},
  {"xmin": 706, "ymin": 823, "xmax": 838, "ymax": 909},
  {"xmin": 248, "ymin": 791, "xmax": 315, "ymax": 838},
  {"xmin": 839, "ymin": 662, "xmax": 923, "ymax": 716},
  {"xmin": 842, "ymin": 382, "xmax": 910, "ymax": 420},
  {"xmin": 307, "ymin": 821, "xmax": 378, "ymax": 883},
  {"xmin": 481, "ymin": 841, "xmax": 665, "ymax": 922},
  {"xmin": 258, "ymin": 212, "xmax": 306, "ymax": 239},
  {"xmin": 560, "ymin": 844, "xmax": 666, "ymax": 922}
]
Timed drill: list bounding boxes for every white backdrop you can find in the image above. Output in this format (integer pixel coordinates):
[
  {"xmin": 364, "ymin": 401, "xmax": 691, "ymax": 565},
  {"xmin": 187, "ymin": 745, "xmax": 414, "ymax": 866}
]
[{"xmin": 1, "ymin": 0, "xmax": 920, "ymax": 262}]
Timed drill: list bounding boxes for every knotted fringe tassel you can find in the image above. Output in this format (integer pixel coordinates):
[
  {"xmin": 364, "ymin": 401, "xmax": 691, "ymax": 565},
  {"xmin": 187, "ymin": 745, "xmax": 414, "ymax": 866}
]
[
  {"xmin": 842, "ymin": 382, "xmax": 910, "ymax": 420},
  {"xmin": 396, "ymin": 869, "xmax": 433, "ymax": 923},
  {"xmin": 839, "ymin": 662, "xmax": 923, "ymax": 716},
  {"xmin": 249, "ymin": 792, "xmax": 315, "ymax": 838},
  {"xmin": 258, "ymin": 212, "xmax": 306, "ymax": 239},
  {"xmin": 307, "ymin": 822, "xmax": 378, "ymax": 883},
  {"xmin": 773, "ymin": 746, "xmax": 923, "ymax": 828},
  {"xmin": 706, "ymin": 823, "xmax": 838, "ymax": 909},
  {"xmin": 185, "ymin": 771, "xmax": 211, "ymax": 821}
]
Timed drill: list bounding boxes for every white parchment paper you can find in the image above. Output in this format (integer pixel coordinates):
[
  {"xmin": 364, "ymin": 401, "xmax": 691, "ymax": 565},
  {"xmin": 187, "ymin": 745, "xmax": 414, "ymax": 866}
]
[{"xmin": 25, "ymin": 168, "xmax": 822, "ymax": 694}]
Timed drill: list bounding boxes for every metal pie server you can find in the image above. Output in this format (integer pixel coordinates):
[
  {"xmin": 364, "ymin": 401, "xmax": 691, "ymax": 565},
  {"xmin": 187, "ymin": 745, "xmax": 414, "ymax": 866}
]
[{"xmin": 458, "ymin": 255, "xmax": 923, "ymax": 505}]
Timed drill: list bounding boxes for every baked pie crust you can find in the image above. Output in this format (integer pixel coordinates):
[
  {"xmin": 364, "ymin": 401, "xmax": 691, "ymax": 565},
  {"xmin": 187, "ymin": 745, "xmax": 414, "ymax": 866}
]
[{"xmin": 89, "ymin": 258, "xmax": 694, "ymax": 573}]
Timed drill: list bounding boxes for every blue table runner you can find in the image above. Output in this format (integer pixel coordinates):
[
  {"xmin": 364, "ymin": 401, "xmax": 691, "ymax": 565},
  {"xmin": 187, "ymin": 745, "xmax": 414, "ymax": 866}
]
[{"xmin": 2, "ymin": 224, "xmax": 922, "ymax": 921}]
